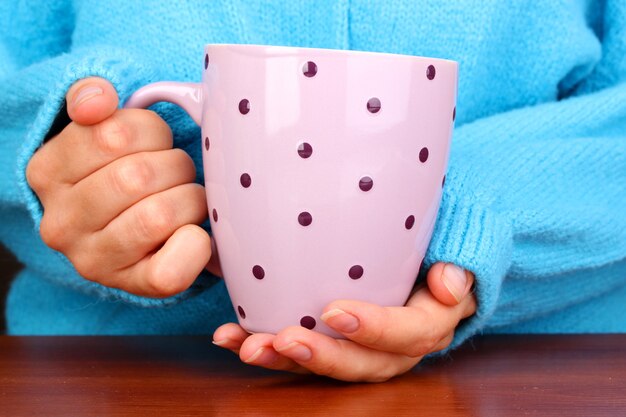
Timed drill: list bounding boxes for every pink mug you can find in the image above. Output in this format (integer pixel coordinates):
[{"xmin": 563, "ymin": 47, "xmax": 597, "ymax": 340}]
[{"xmin": 125, "ymin": 44, "xmax": 458, "ymax": 337}]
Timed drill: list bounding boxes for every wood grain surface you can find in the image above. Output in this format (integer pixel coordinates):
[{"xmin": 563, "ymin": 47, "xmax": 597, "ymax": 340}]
[{"xmin": 1, "ymin": 335, "xmax": 624, "ymax": 416}]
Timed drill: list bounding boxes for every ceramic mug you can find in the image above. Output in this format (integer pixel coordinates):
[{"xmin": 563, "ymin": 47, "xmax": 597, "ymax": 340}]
[{"xmin": 125, "ymin": 44, "xmax": 458, "ymax": 337}]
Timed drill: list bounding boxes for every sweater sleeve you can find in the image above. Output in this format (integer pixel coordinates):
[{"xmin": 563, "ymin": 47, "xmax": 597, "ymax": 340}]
[
  {"xmin": 0, "ymin": 3, "xmax": 202, "ymax": 307},
  {"xmin": 428, "ymin": 1, "xmax": 626, "ymax": 347}
]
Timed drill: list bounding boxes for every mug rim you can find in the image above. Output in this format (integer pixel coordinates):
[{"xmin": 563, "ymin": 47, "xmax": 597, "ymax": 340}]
[{"xmin": 204, "ymin": 43, "xmax": 458, "ymax": 66}]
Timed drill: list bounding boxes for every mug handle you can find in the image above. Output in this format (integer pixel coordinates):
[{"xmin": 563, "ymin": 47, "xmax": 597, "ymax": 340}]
[{"xmin": 124, "ymin": 82, "xmax": 203, "ymax": 125}]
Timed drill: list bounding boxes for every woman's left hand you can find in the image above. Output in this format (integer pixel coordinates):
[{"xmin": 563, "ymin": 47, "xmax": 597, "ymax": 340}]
[{"xmin": 212, "ymin": 262, "xmax": 476, "ymax": 382}]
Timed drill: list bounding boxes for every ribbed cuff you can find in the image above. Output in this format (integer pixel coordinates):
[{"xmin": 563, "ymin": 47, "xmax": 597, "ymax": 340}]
[
  {"xmin": 14, "ymin": 47, "xmax": 206, "ymax": 307},
  {"xmin": 424, "ymin": 187, "xmax": 514, "ymax": 350}
]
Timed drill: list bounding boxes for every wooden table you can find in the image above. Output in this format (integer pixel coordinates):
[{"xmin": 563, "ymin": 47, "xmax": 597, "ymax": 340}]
[{"xmin": 1, "ymin": 335, "xmax": 624, "ymax": 416}]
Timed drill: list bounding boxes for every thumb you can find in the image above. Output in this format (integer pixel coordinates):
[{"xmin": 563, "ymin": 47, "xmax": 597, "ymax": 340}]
[
  {"xmin": 66, "ymin": 77, "xmax": 119, "ymax": 126},
  {"xmin": 426, "ymin": 262, "xmax": 475, "ymax": 306}
]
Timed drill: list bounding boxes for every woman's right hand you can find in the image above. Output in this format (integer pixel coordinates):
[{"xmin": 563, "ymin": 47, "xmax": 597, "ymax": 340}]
[{"xmin": 26, "ymin": 77, "xmax": 220, "ymax": 297}]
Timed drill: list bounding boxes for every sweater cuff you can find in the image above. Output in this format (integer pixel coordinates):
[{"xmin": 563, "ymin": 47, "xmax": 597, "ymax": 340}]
[
  {"xmin": 15, "ymin": 47, "xmax": 205, "ymax": 307},
  {"xmin": 424, "ymin": 186, "xmax": 514, "ymax": 349}
]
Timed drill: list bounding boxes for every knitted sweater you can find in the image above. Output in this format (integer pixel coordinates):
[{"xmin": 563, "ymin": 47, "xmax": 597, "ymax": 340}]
[{"xmin": 1, "ymin": 1, "xmax": 625, "ymax": 345}]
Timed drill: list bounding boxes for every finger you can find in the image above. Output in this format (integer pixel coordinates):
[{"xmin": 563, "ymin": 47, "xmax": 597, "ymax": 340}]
[
  {"xmin": 272, "ymin": 327, "xmax": 419, "ymax": 382},
  {"xmin": 213, "ymin": 323, "xmax": 250, "ymax": 352},
  {"xmin": 408, "ymin": 286, "xmax": 477, "ymax": 337},
  {"xmin": 82, "ymin": 183, "xmax": 208, "ymax": 272},
  {"xmin": 213, "ymin": 324, "xmax": 310, "ymax": 373},
  {"xmin": 320, "ymin": 286, "xmax": 477, "ymax": 358},
  {"xmin": 29, "ymin": 109, "xmax": 173, "ymax": 197},
  {"xmin": 427, "ymin": 262, "xmax": 475, "ymax": 306},
  {"xmin": 108, "ymin": 224, "xmax": 212, "ymax": 298},
  {"xmin": 238, "ymin": 333, "xmax": 309, "ymax": 374},
  {"xmin": 66, "ymin": 149, "xmax": 196, "ymax": 231},
  {"xmin": 66, "ymin": 77, "xmax": 119, "ymax": 126}
]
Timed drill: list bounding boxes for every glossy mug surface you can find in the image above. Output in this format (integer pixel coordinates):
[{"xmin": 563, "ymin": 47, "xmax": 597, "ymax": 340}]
[{"xmin": 125, "ymin": 44, "xmax": 458, "ymax": 337}]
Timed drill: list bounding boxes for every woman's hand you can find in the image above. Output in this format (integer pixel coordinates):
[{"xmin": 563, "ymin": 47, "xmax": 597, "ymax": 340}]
[
  {"xmin": 213, "ymin": 262, "xmax": 476, "ymax": 382},
  {"xmin": 26, "ymin": 77, "xmax": 219, "ymax": 297}
]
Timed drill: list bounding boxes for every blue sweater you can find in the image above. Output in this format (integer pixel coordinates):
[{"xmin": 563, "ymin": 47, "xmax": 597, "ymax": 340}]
[{"xmin": 1, "ymin": 1, "xmax": 625, "ymax": 346}]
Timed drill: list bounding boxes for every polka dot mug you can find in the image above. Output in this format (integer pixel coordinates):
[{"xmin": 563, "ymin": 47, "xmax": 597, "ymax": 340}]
[{"xmin": 125, "ymin": 44, "xmax": 458, "ymax": 337}]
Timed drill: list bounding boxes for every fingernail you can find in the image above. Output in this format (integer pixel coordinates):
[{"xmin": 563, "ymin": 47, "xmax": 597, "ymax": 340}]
[
  {"xmin": 244, "ymin": 347, "xmax": 280, "ymax": 366},
  {"xmin": 320, "ymin": 309, "xmax": 360, "ymax": 333},
  {"xmin": 72, "ymin": 85, "xmax": 103, "ymax": 107},
  {"xmin": 212, "ymin": 338, "xmax": 230, "ymax": 347},
  {"xmin": 443, "ymin": 263, "xmax": 468, "ymax": 303},
  {"xmin": 244, "ymin": 347, "xmax": 264, "ymax": 363},
  {"xmin": 275, "ymin": 342, "xmax": 312, "ymax": 362}
]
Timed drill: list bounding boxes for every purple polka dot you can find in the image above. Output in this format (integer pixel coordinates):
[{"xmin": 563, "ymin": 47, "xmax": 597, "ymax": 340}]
[
  {"xmin": 204, "ymin": 136, "xmax": 210, "ymax": 151},
  {"xmin": 298, "ymin": 211, "xmax": 312, "ymax": 226},
  {"xmin": 204, "ymin": 54, "xmax": 209, "ymax": 70},
  {"xmin": 419, "ymin": 147, "xmax": 429, "ymax": 163},
  {"xmin": 297, "ymin": 142, "xmax": 313, "ymax": 158},
  {"xmin": 359, "ymin": 176, "xmax": 373, "ymax": 192},
  {"xmin": 212, "ymin": 208, "xmax": 218, "ymax": 222},
  {"xmin": 426, "ymin": 65, "xmax": 436, "ymax": 80},
  {"xmin": 405, "ymin": 215, "xmax": 415, "ymax": 230},
  {"xmin": 349, "ymin": 265, "xmax": 364, "ymax": 280},
  {"xmin": 300, "ymin": 316, "xmax": 316, "ymax": 329},
  {"xmin": 239, "ymin": 99, "xmax": 250, "ymax": 115},
  {"xmin": 453, "ymin": 106, "xmax": 456, "ymax": 122},
  {"xmin": 442, "ymin": 175, "xmax": 446, "ymax": 188},
  {"xmin": 252, "ymin": 265, "xmax": 265, "ymax": 280},
  {"xmin": 238, "ymin": 305, "xmax": 246, "ymax": 319},
  {"xmin": 367, "ymin": 97, "xmax": 381, "ymax": 113},
  {"xmin": 302, "ymin": 61, "xmax": 317, "ymax": 77},
  {"xmin": 240, "ymin": 173, "xmax": 251, "ymax": 188}
]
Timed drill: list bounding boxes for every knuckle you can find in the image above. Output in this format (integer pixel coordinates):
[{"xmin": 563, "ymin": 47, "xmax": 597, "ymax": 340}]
[
  {"xmin": 145, "ymin": 262, "xmax": 185, "ymax": 298},
  {"xmin": 92, "ymin": 114, "xmax": 132, "ymax": 155},
  {"xmin": 128, "ymin": 109, "xmax": 173, "ymax": 148},
  {"xmin": 171, "ymin": 148, "xmax": 196, "ymax": 176},
  {"xmin": 26, "ymin": 157, "xmax": 48, "ymax": 192},
  {"xmin": 39, "ymin": 211, "xmax": 69, "ymax": 251},
  {"xmin": 191, "ymin": 183, "xmax": 207, "ymax": 202},
  {"xmin": 71, "ymin": 252, "xmax": 99, "ymax": 281},
  {"xmin": 26, "ymin": 155, "xmax": 48, "ymax": 192},
  {"xmin": 135, "ymin": 198, "xmax": 176, "ymax": 242},
  {"xmin": 111, "ymin": 155, "xmax": 155, "ymax": 196},
  {"xmin": 188, "ymin": 184, "xmax": 208, "ymax": 216},
  {"xmin": 144, "ymin": 110, "xmax": 173, "ymax": 140}
]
